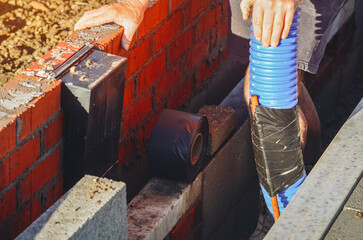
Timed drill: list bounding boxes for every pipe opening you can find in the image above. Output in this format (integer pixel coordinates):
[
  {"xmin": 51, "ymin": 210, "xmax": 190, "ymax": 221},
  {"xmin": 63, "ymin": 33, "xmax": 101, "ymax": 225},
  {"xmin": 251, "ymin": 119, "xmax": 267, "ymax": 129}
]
[{"xmin": 190, "ymin": 133, "xmax": 203, "ymax": 166}]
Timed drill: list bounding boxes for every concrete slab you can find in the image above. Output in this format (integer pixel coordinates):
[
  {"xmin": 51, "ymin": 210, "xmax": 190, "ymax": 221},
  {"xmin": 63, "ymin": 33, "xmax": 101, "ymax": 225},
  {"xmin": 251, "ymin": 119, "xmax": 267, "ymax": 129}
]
[
  {"xmin": 264, "ymin": 108, "xmax": 363, "ymax": 240},
  {"xmin": 17, "ymin": 175, "xmax": 127, "ymax": 240},
  {"xmin": 345, "ymin": 176, "xmax": 363, "ymax": 211},
  {"xmin": 324, "ymin": 206, "xmax": 363, "ymax": 240},
  {"xmin": 127, "ymin": 173, "xmax": 202, "ymax": 240},
  {"xmin": 202, "ymin": 119, "xmax": 258, "ymax": 239},
  {"xmin": 198, "ymin": 105, "xmax": 237, "ymax": 155}
]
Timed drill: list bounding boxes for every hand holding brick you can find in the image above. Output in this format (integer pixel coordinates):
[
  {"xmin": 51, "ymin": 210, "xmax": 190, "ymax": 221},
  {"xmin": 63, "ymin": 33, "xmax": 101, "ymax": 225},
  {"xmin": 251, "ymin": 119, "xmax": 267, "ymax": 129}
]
[{"xmin": 74, "ymin": 0, "xmax": 150, "ymax": 50}]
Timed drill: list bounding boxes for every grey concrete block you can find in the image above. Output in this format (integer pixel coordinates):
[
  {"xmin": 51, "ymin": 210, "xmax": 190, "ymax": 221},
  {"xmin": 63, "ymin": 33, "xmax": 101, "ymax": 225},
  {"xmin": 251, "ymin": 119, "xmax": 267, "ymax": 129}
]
[
  {"xmin": 202, "ymin": 119, "xmax": 258, "ymax": 239},
  {"xmin": 17, "ymin": 175, "xmax": 127, "ymax": 240},
  {"xmin": 127, "ymin": 173, "xmax": 202, "ymax": 240},
  {"xmin": 198, "ymin": 105, "xmax": 237, "ymax": 155},
  {"xmin": 345, "ymin": 177, "xmax": 363, "ymax": 211},
  {"xmin": 324, "ymin": 208, "xmax": 363, "ymax": 240},
  {"xmin": 207, "ymin": 180, "xmax": 260, "ymax": 240}
]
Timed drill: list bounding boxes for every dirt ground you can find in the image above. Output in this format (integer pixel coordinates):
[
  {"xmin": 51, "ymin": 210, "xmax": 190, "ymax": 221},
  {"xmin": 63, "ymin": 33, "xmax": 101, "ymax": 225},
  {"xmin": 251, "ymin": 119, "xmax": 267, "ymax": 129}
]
[{"xmin": 0, "ymin": 0, "xmax": 114, "ymax": 85}]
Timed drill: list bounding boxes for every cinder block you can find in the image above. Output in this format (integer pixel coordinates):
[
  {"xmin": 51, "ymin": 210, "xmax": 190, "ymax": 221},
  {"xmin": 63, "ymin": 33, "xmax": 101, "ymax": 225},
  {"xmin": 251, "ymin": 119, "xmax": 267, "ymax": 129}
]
[
  {"xmin": 202, "ymin": 120, "xmax": 258, "ymax": 239},
  {"xmin": 198, "ymin": 105, "xmax": 237, "ymax": 155},
  {"xmin": 17, "ymin": 175, "xmax": 127, "ymax": 240},
  {"xmin": 128, "ymin": 173, "xmax": 202, "ymax": 240},
  {"xmin": 206, "ymin": 180, "xmax": 260, "ymax": 240}
]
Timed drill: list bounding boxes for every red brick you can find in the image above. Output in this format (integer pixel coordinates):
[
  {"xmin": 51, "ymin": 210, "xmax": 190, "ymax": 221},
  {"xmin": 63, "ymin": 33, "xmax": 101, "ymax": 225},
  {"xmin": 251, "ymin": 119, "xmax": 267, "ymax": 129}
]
[
  {"xmin": 170, "ymin": 0, "xmax": 187, "ymax": 11},
  {"xmin": 221, "ymin": 0, "xmax": 228, "ymax": 17},
  {"xmin": 0, "ymin": 187, "xmax": 16, "ymax": 226},
  {"xmin": 10, "ymin": 204, "xmax": 30, "ymax": 239},
  {"xmin": 17, "ymin": 81, "xmax": 61, "ymax": 141},
  {"xmin": 118, "ymin": 140, "xmax": 133, "ymax": 164},
  {"xmin": 155, "ymin": 61, "xmax": 183, "ymax": 104},
  {"xmin": 123, "ymin": 79, "xmax": 135, "ymax": 110},
  {"xmin": 185, "ymin": 0, "xmax": 209, "ymax": 25},
  {"xmin": 29, "ymin": 83, "xmax": 61, "ymax": 138},
  {"xmin": 154, "ymin": 11, "xmax": 183, "ymax": 53},
  {"xmin": 45, "ymin": 181, "xmax": 55, "ymax": 209},
  {"xmin": 127, "ymin": 36, "xmax": 153, "ymax": 77},
  {"xmin": 31, "ymin": 147, "xmax": 60, "ymax": 195},
  {"xmin": 155, "ymin": 73, "xmax": 172, "ymax": 105},
  {"xmin": 142, "ymin": 112, "xmax": 159, "ymax": 140},
  {"xmin": 0, "ymin": 224, "xmax": 10, "ymax": 240},
  {"xmin": 53, "ymin": 173, "xmax": 64, "ymax": 202},
  {"xmin": 30, "ymin": 197, "xmax": 42, "ymax": 222},
  {"xmin": 138, "ymin": 51, "xmax": 167, "ymax": 94},
  {"xmin": 196, "ymin": 57, "xmax": 220, "ymax": 87},
  {"xmin": 170, "ymin": 200, "xmax": 202, "ymax": 240},
  {"xmin": 211, "ymin": 28, "xmax": 217, "ymax": 47},
  {"xmin": 123, "ymin": 89, "xmax": 153, "ymax": 133},
  {"xmin": 216, "ymin": 18, "xmax": 228, "ymax": 39},
  {"xmin": 44, "ymin": 172, "xmax": 63, "ymax": 209},
  {"xmin": 43, "ymin": 113, "xmax": 63, "ymax": 151},
  {"xmin": 134, "ymin": 112, "xmax": 157, "ymax": 148},
  {"xmin": 121, "ymin": 113, "xmax": 131, "ymax": 138},
  {"xmin": 17, "ymin": 108, "xmax": 32, "ymax": 142},
  {"xmin": 2, "ymin": 75, "xmax": 53, "ymax": 141},
  {"xmin": 170, "ymin": 26, "xmax": 195, "ymax": 64},
  {"xmin": 24, "ymin": 41, "xmax": 83, "ymax": 78},
  {"xmin": 221, "ymin": 46, "xmax": 228, "ymax": 59},
  {"xmin": 20, "ymin": 173, "xmax": 31, "ymax": 204},
  {"xmin": 196, "ymin": 7, "xmax": 217, "ymax": 40},
  {"xmin": 0, "ymin": 158, "xmax": 10, "ymax": 192},
  {"xmin": 216, "ymin": 4, "xmax": 223, "ymax": 22},
  {"xmin": 9, "ymin": 134, "xmax": 40, "ymax": 183},
  {"xmin": 186, "ymin": 38, "xmax": 210, "ymax": 70},
  {"xmin": 131, "ymin": 89, "xmax": 153, "ymax": 129},
  {"xmin": 0, "ymin": 118, "xmax": 16, "ymax": 159},
  {"xmin": 138, "ymin": 0, "xmax": 168, "ymax": 39},
  {"xmin": 93, "ymin": 26, "xmax": 125, "ymax": 55},
  {"xmin": 168, "ymin": 75, "xmax": 194, "ymax": 109}
]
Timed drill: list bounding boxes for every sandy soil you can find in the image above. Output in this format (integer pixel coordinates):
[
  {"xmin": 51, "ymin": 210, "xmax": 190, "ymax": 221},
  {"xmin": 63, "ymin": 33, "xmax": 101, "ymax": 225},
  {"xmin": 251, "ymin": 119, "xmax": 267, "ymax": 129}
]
[{"xmin": 0, "ymin": 0, "xmax": 114, "ymax": 85}]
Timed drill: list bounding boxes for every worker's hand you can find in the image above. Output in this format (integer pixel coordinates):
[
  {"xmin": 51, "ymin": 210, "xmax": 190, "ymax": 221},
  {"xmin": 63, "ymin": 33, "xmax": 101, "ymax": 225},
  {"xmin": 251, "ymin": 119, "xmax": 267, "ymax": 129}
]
[
  {"xmin": 74, "ymin": 0, "xmax": 149, "ymax": 50},
  {"xmin": 240, "ymin": 0, "xmax": 298, "ymax": 48}
]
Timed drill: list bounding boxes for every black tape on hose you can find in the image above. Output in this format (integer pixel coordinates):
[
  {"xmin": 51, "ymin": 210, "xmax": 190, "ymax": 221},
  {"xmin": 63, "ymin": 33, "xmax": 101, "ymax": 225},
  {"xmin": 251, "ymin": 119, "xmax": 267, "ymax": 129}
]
[
  {"xmin": 148, "ymin": 109, "xmax": 209, "ymax": 183},
  {"xmin": 249, "ymin": 105, "xmax": 305, "ymax": 197}
]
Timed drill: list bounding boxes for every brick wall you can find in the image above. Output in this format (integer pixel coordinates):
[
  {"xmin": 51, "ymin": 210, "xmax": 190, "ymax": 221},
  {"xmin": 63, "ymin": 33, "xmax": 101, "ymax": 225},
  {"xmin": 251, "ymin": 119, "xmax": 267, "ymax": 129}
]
[
  {"xmin": 114, "ymin": 0, "xmax": 228, "ymax": 196},
  {"xmin": 0, "ymin": 0, "xmax": 228, "ymax": 237},
  {"xmin": 0, "ymin": 75, "xmax": 63, "ymax": 239}
]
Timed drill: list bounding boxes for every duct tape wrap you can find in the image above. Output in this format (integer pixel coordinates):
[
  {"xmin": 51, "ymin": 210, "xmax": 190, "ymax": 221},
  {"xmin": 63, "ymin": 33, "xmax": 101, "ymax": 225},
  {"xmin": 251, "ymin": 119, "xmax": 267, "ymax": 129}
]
[
  {"xmin": 249, "ymin": 105, "xmax": 305, "ymax": 197},
  {"xmin": 148, "ymin": 109, "xmax": 209, "ymax": 183}
]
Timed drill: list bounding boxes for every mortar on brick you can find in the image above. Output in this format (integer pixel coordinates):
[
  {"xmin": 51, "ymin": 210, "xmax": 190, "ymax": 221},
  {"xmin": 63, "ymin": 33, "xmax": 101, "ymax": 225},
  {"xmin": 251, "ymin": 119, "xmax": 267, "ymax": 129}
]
[{"xmin": 17, "ymin": 175, "xmax": 127, "ymax": 240}]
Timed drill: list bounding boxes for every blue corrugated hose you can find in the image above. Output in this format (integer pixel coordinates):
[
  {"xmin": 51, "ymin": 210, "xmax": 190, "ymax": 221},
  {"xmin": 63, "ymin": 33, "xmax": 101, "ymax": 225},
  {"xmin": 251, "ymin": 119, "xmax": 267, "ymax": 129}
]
[{"xmin": 249, "ymin": 8, "xmax": 306, "ymax": 218}]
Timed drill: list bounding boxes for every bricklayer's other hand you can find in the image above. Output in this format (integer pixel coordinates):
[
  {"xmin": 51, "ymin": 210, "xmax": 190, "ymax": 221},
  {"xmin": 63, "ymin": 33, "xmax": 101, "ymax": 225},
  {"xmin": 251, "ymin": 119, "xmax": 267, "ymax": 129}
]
[
  {"xmin": 240, "ymin": 0, "xmax": 299, "ymax": 48},
  {"xmin": 74, "ymin": 0, "xmax": 150, "ymax": 50}
]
